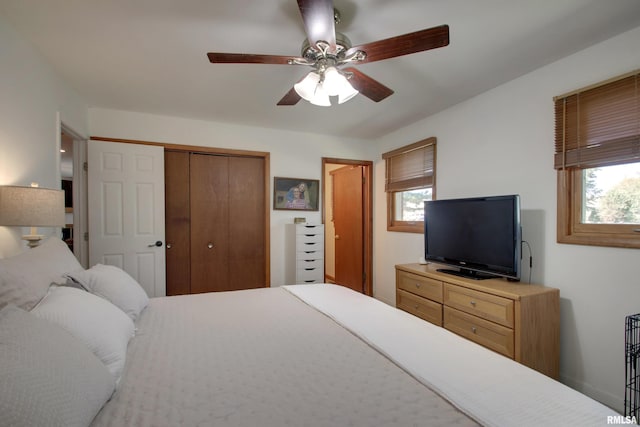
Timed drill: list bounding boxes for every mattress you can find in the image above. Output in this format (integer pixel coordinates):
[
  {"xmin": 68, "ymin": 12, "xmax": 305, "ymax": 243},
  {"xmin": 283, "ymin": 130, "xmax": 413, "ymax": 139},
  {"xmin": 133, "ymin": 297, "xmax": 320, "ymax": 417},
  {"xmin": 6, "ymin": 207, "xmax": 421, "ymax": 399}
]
[
  {"xmin": 287, "ymin": 284, "xmax": 617, "ymax": 427},
  {"xmin": 91, "ymin": 284, "xmax": 617, "ymax": 427},
  {"xmin": 91, "ymin": 285, "xmax": 478, "ymax": 427}
]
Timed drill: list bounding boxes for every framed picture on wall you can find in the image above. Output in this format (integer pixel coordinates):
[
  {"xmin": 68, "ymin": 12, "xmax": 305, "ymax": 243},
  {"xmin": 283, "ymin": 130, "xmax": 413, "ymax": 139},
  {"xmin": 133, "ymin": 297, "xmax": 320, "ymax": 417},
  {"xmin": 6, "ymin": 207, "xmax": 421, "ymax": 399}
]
[{"xmin": 273, "ymin": 177, "xmax": 319, "ymax": 211}]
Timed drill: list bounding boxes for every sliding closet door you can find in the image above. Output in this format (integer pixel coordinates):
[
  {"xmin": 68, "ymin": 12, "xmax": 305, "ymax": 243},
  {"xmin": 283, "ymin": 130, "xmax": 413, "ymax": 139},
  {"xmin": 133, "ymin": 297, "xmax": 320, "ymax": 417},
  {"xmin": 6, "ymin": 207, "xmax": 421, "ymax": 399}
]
[
  {"xmin": 228, "ymin": 156, "xmax": 266, "ymax": 290},
  {"xmin": 165, "ymin": 150, "xmax": 268, "ymax": 294},
  {"xmin": 165, "ymin": 151, "xmax": 190, "ymax": 296},
  {"xmin": 190, "ymin": 153, "xmax": 230, "ymax": 293}
]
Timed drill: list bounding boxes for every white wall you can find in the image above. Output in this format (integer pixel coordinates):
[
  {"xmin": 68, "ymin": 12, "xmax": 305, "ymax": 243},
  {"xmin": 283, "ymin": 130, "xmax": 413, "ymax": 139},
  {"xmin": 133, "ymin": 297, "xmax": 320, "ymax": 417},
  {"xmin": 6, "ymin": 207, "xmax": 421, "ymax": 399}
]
[
  {"xmin": 0, "ymin": 14, "xmax": 88, "ymax": 257},
  {"xmin": 372, "ymin": 25, "xmax": 640, "ymax": 412},
  {"xmin": 88, "ymin": 108, "xmax": 374, "ymax": 287}
]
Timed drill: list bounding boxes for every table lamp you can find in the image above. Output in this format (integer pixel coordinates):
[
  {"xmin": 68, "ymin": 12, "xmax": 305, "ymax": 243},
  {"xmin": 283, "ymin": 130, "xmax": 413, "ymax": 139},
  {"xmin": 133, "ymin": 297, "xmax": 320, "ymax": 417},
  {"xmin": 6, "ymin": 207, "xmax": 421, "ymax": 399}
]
[{"xmin": 0, "ymin": 184, "xmax": 65, "ymax": 248}]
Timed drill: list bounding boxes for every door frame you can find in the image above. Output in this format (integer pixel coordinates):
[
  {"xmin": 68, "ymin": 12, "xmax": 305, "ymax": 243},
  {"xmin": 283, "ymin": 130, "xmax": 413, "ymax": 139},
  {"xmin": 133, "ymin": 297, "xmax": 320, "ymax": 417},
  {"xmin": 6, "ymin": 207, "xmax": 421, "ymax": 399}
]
[
  {"xmin": 61, "ymin": 122, "xmax": 89, "ymax": 268},
  {"xmin": 90, "ymin": 136, "xmax": 271, "ymax": 287},
  {"xmin": 322, "ymin": 158, "xmax": 373, "ymax": 296}
]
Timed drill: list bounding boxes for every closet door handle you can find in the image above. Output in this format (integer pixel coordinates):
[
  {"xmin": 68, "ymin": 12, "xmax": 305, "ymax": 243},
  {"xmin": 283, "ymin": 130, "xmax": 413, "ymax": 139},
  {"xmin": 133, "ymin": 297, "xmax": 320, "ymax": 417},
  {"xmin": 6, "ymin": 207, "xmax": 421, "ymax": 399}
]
[{"xmin": 207, "ymin": 243, "xmax": 214, "ymax": 249}]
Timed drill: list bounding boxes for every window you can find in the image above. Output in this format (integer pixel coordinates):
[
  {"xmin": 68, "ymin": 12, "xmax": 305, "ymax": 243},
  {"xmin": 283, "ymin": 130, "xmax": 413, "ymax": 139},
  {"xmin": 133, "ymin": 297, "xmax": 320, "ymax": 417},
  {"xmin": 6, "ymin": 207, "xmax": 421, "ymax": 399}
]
[
  {"xmin": 382, "ymin": 137, "xmax": 436, "ymax": 233},
  {"xmin": 555, "ymin": 70, "xmax": 640, "ymax": 248}
]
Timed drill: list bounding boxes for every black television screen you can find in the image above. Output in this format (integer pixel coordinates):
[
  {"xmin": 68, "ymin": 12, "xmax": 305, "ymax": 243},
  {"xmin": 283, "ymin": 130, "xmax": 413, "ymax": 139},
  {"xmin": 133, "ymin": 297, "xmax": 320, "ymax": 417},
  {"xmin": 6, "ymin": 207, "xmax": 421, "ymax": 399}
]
[{"xmin": 424, "ymin": 194, "xmax": 521, "ymax": 280}]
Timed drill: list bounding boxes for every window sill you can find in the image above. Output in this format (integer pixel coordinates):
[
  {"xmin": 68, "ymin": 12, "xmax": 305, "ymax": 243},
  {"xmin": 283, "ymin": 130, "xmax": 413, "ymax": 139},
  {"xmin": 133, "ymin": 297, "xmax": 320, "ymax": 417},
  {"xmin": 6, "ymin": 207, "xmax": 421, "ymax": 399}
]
[{"xmin": 387, "ymin": 223, "xmax": 424, "ymax": 234}]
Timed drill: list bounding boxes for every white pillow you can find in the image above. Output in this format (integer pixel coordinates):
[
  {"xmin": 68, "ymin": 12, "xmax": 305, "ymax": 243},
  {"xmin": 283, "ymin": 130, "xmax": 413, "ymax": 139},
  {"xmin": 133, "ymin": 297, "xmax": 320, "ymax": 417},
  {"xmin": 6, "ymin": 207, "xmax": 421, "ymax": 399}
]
[
  {"xmin": 67, "ymin": 264, "xmax": 150, "ymax": 322},
  {"xmin": 31, "ymin": 286, "xmax": 135, "ymax": 382},
  {"xmin": 0, "ymin": 305, "xmax": 115, "ymax": 427},
  {"xmin": 0, "ymin": 236, "xmax": 83, "ymax": 310}
]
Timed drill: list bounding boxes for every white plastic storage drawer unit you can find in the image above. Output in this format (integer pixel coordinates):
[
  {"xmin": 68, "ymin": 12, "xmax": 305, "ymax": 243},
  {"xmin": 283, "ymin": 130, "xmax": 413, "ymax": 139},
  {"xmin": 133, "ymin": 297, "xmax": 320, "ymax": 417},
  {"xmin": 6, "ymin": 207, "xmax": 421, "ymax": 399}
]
[{"xmin": 286, "ymin": 223, "xmax": 324, "ymax": 284}]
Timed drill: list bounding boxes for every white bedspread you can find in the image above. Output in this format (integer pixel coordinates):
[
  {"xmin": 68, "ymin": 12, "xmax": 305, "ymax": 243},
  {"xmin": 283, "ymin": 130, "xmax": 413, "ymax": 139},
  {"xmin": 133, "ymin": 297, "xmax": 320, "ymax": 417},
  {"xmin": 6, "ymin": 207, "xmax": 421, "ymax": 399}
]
[
  {"xmin": 285, "ymin": 283, "xmax": 619, "ymax": 427},
  {"xmin": 91, "ymin": 285, "xmax": 478, "ymax": 427}
]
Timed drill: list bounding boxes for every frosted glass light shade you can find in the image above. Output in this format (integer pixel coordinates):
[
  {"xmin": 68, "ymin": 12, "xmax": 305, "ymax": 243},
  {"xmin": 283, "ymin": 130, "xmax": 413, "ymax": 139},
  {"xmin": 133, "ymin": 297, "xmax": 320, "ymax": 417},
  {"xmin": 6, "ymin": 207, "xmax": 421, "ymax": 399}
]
[
  {"xmin": 294, "ymin": 72, "xmax": 321, "ymax": 101},
  {"xmin": 323, "ymin": 67, "xmax": 344, "ymax": 96},
  {"xmin": 338, "ymin": 80, "xmax": 359, "ymax": 104},
  {"xmin": 308, "ymin": 84, "xmax": 331, "ymax": 107}
]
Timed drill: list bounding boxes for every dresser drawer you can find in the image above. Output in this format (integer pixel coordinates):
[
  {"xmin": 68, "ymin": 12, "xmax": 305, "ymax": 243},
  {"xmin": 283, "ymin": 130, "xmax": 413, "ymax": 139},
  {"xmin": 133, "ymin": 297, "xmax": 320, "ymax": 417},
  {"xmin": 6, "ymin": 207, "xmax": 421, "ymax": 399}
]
[
  {"xmin": 296, "ymin": 267, "xmax": 324, "ymax": 283},
  {"xmin": 296, "ymin": 233, "xmax": 324, "ymax": 244},
  {"xmin": 296, "ymin": 248, "xmax": 324, "ymax": 260},
  {"xmin": 397, "ymin": 289, "xmax": 442, "ymax": 326},
  {"xmin": 397, "ymin": 270, "xmax": 443, "ymax": 303},
  {"xmin": 297, "ymin": 241, "xmax": 324, "ymax": 254},
  {"xmin": 444, "ymin": 283, "xmax": 514, "ymax": 328},
  {"xmin": 444, "ymin": 306, "xmax": 514, "ymax": 358},
  {"xmin": 297, "ymin": 258, "xmax": 323, "ymax": 270},
  {"xmin": 296, "ymin": 224, "xmax": 323, "ymax": 234}
]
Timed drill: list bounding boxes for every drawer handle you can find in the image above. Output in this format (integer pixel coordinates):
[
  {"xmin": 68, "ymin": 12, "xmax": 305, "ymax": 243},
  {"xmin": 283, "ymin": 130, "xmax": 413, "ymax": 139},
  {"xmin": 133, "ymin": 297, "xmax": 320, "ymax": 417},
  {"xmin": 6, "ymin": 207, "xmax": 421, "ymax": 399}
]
[
  {"xmin": 304, "ymin": 268, "xmax": 316, "ymax": 271},
  {"xmin": 471, "ymin": 326, "xmax": 477, "ymax": 334},
  {"xmin": 415, "ymin": 283, "xmax": 421, "ymax": 288},
  {"xmin": 470, "ymin": 300, "xmax": 476, "ymax": 307}
]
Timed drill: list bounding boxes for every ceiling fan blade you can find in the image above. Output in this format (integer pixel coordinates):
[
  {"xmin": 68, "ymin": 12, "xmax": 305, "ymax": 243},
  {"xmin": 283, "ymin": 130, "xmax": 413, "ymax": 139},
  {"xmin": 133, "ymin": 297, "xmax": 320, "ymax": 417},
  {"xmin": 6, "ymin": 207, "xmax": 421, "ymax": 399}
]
[
  {"xmin": 277, "ymin": 87, "xmax": 302, "ymax": 106},
  {"xmin": 344, "ymin": 68, "xmax": 394, "ymax": 102},
  {"xmin": 207, "ymin": 52, "xmax": 295, "ymax": 65},
  {"xmin": 297, "ymin": 0, "xmax": 336, "ymax": 50},
  {"xmin": 346, "ymin": 24, "xmax": 449, "ymax": 64}
]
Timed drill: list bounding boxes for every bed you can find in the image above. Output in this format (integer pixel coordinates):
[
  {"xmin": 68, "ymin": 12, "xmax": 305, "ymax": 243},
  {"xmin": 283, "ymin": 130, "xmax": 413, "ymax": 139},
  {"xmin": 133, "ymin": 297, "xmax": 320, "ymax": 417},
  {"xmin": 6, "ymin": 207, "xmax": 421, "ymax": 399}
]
[{"xmin": 0, "ymin": 237, "xmax": 619, "ymax": 427}]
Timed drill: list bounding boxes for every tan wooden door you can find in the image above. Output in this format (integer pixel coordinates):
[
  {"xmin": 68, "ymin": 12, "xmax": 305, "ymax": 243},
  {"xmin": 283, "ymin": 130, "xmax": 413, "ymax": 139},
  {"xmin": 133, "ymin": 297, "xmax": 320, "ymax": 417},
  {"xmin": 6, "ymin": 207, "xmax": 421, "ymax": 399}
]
[
  {"xmin": 227, "ymin": 156, "xmax": 266, "ymax": 290},
  {"xmin": 332, "ymin": 165, "xmax": 364, "ymax": 293},
  {"xmin": 164, "ymin": 151, "xmax": 191, "ymax": 296},
  {"xmin": 190, "ymin": 153, "xmax": 230, "ymax": 293}
]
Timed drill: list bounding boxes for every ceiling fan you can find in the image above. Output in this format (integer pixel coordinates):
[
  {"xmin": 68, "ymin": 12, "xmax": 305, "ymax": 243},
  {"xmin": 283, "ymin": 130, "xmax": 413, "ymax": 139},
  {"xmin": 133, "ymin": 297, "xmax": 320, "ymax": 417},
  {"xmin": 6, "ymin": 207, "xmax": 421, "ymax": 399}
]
[{"xmin": 207, "ymin": 0, "xmax": 449, "ymax": 106}]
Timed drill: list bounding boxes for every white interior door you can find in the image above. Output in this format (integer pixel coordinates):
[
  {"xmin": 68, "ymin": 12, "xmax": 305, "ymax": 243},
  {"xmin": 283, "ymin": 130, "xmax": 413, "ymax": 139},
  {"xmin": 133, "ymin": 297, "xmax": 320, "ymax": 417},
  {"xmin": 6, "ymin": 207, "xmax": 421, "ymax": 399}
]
[{"xmin": 88, "ymin": 140, "xmax": 166, "ymax": 297}]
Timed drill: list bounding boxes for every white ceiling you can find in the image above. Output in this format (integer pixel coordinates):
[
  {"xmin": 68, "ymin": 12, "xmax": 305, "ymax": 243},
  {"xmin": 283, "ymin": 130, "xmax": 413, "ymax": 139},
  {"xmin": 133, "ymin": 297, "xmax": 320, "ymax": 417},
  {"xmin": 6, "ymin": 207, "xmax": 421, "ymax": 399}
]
[{"xmin": 2, "ymin": 0, "xmax": 640, "ymax": 139}]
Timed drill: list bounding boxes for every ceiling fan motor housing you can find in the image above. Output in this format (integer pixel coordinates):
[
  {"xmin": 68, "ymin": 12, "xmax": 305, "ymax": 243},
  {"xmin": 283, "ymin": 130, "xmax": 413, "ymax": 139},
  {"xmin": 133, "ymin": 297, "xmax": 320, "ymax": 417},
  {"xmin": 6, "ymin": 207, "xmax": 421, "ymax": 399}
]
[{"xmin": 301, "ymin": 31, "xmax": 352, "ymax": 62}]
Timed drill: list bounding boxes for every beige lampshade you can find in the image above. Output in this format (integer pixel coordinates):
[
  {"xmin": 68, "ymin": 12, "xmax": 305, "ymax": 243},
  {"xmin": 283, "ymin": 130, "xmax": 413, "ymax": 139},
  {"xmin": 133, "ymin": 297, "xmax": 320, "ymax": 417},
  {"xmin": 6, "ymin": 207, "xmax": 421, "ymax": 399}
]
[{"xmin": 0, "ymin": 185, "xmax": 65, "ymax": 227}]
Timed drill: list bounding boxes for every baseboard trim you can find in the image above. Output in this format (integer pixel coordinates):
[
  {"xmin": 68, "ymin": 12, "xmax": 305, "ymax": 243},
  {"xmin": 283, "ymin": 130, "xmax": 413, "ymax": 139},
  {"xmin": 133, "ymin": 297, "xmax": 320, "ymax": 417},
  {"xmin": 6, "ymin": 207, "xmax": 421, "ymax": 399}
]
[{"xmin": 560, "ymin": 374, "xmax": 623, "ymax": 413}]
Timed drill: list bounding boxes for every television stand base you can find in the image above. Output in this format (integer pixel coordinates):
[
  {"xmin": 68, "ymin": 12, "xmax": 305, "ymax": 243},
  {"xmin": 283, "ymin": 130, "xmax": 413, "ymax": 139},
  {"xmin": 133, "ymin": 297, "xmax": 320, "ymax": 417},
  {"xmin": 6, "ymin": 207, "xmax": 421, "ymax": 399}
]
[{"xmin": 437, "ymin": 268, "xmax": 494, "ymax": 280}]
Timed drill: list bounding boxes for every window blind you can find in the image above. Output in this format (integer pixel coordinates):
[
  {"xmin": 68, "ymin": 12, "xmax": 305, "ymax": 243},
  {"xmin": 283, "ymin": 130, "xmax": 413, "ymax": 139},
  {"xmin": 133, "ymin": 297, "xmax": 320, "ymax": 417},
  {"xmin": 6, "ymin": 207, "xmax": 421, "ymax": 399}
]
[
  {"xmin": 382, "ymin": 137, "xmax": 436, "ymax": 192},
  {"xmin": 554, "ymin": 71, "xmax": 640, "ymax": 170}
]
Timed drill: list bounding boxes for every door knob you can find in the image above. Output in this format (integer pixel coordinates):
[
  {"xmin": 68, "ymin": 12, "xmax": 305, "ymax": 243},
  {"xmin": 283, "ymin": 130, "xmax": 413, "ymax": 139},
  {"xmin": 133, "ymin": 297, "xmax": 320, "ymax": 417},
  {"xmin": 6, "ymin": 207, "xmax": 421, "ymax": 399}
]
[
  {"xmin": 148, "ymin": 240, "xmax": 163, "ymax": 247},
  {"xmin": 207, "ymin": 243, "xmax": 214, "ymax": 249},
  {"xmin": 166, "ymin": 243, "xmax": 172, "ymax": 249},
  {"xmin": 335, "ymin": 235, "xmax": 340, "ymax": 239}
]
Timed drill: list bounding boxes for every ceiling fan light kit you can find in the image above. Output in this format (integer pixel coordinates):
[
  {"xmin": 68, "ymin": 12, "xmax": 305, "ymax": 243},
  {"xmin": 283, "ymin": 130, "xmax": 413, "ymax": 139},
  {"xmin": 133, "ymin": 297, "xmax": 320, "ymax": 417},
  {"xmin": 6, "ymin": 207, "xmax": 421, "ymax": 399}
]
[
  {"xmin": 207, "ymin": 0, "xmax": 450, "ymax": 107},
  {"xmin": 294, "ymin": 64, "xmax": 359, "ymax": 107}
]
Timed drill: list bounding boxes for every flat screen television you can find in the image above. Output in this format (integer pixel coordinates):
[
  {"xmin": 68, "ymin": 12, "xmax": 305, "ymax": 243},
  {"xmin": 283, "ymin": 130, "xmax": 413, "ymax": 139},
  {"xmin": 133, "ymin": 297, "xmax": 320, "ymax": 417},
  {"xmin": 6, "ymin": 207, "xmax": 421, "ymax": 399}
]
[{"xmin": 424, "ymin": 194, "xmax": 521, "ymax": 281}]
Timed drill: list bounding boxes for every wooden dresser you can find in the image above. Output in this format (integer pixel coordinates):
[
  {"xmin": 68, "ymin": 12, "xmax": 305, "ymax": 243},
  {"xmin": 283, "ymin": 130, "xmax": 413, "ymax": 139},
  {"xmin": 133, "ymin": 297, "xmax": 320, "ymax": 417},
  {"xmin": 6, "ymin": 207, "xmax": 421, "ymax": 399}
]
[{"xmin": 395, "ymin": 263, "xmax": 560, "ymax": 379}]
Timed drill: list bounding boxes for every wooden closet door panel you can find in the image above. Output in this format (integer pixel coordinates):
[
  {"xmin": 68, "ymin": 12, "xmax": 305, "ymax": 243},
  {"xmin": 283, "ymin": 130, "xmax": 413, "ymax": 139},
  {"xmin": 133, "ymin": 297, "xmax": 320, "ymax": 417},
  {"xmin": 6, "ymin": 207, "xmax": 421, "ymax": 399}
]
[
  {"xmin": 228, "ymin": 156, "xmax": 266, "ymax": 290},
  {"xmin": 164, "ymin": 151, "xmax": 191, "ymax": 295},
  {"xmin": 190, "ymin": 154, "xmax": 230, "ymax": 293}
]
